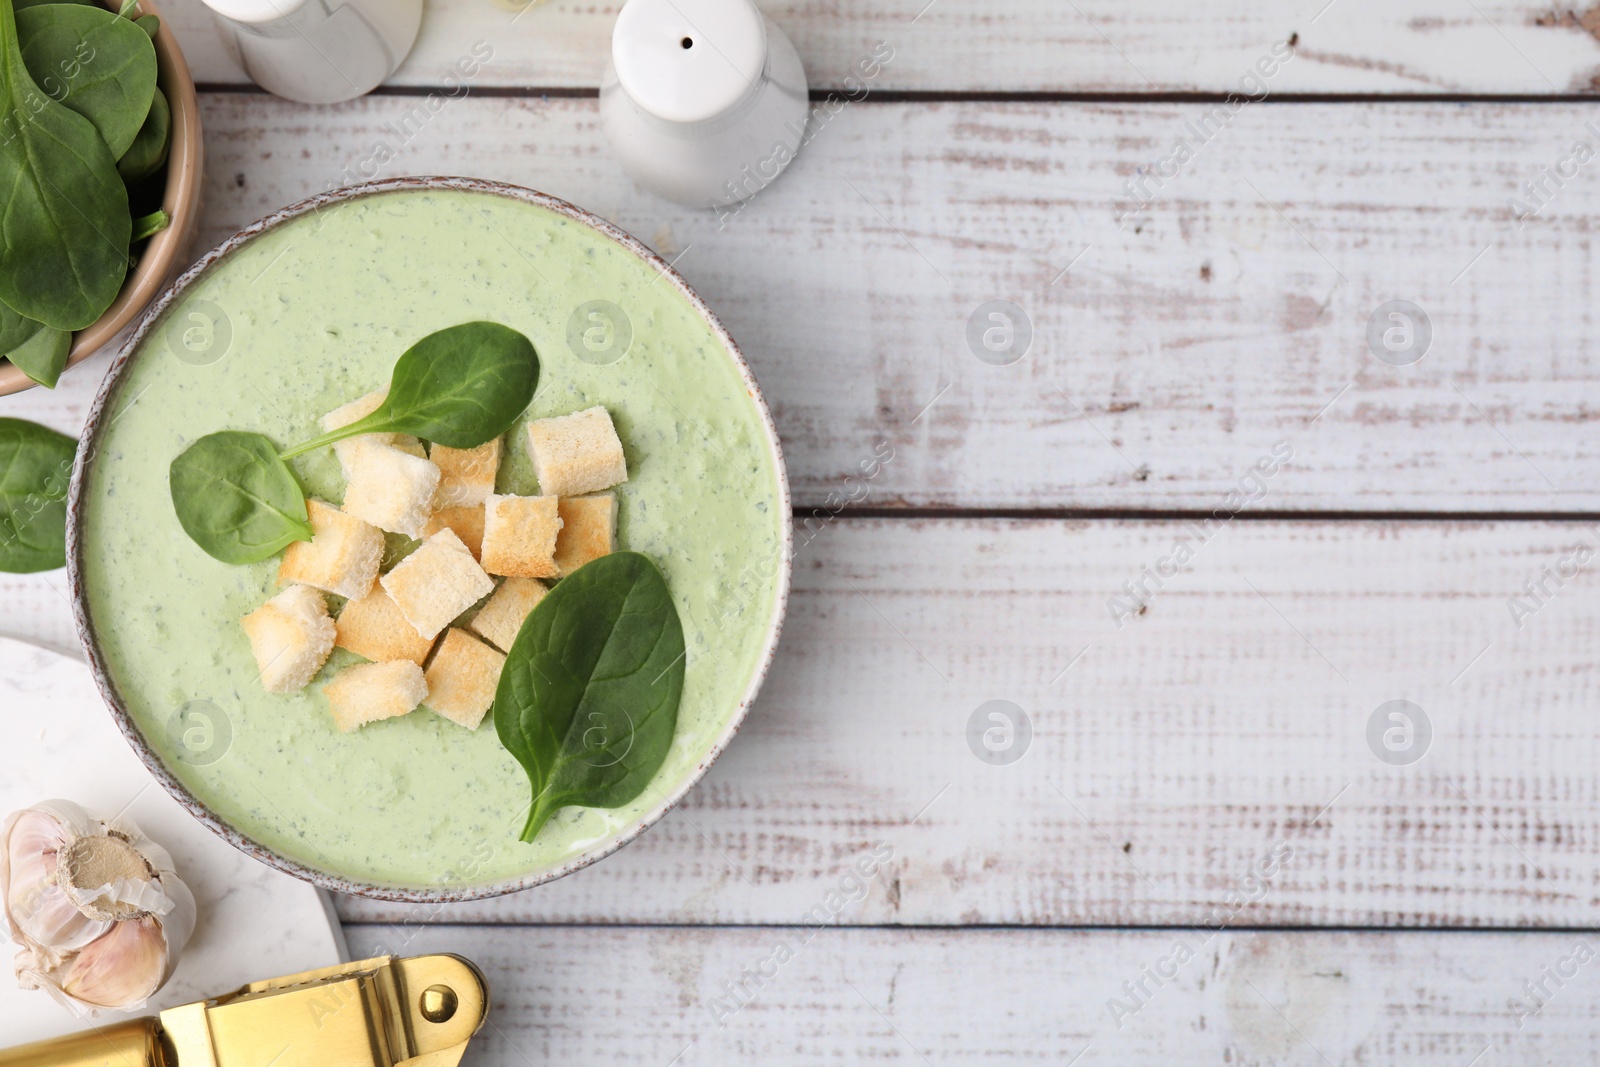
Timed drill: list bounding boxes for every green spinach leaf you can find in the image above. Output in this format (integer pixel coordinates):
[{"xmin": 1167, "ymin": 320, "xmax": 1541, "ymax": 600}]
[
  {"xmin": 0, "ymin": 417, "xmax": 75, "ymax": 572},
  {"xmin": 494, "ymin": 552, "xmax": 686, "ymax": 843},
  {"xmin": 11, "ymin": 0, "xmax": 98, "ymax": 9},
  {"xmin": 279, "ymin": 322, "xmax": 538, "ymax": 458},
  {"xmin": 169, "ymin": 431, "xmax": 312, "ymax": 564},
  {"xmin": 0, "ymin": 0, "xmax": 131, "ymax": 330},
  {"xmin": 133, "ymin": 13, "xmax": 156, "ymax": 38},
  {"xmin": 5, "ymin": 318, "xmax": 69, "ymax": 386},
  {"xmin": 17, "ymin": 2, "xmax": 158, "ymax": 158},
  {"xmin": 0, "ymin": 299, "xmax": 41, "ymax": 352},
  {"xmin": 0, "ymin": 298, "xmax": 69, "ymax": 387},
  {"xmin": 116, "ymin": 84, "xmax": 167, "ymax": 182}
]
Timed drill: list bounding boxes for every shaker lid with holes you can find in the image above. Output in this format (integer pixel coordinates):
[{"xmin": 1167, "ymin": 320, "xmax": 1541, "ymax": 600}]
[{"xmin": 611, "ymin": 0, "xmax": 768, "ymax": 124}]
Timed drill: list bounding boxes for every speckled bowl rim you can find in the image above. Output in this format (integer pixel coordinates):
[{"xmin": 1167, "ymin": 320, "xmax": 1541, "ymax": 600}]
[{"xmin": 65, "ymin": 176, "xmax": 794, "ymax": 903}]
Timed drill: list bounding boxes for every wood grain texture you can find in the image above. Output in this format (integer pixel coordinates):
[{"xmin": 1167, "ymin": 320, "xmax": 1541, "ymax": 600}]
[
  {"xmin": 4, "ymin": 510, "xmax": 1596, "ymax": 927},
  {"xmin": 158, "ymin": 0, "xmax": 1600, "ymax": 94},
  {"xmin": 7, "ymin": 95, "xmax": 1600, "ymax": 512},
  {"xmin": 104, "ymin": 515, "xmax": 1600, "ymax": 929},
  {"xmin": 9, "ymin": 489, "xmax": 1600, "ymax": 927},
  {"xmin": 345, "ymin": 923, "xmax": 1600, "ymax": 1064}
]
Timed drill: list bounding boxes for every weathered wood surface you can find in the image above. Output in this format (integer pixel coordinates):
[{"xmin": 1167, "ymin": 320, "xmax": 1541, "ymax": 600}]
[
  {"xmin": 346, "ymin": 923, "xmax": 1600, "ymax": 1064},
  {"xmin": 10, "ymin": 519, "xmax": 1589, "ymax": 927},
  {"xmin": 9, "ymin": 95, "xmax": 1600, "ymax": 512},
  {"xmin": 329, "ymin": 519, "xmax": 1600, "ymax": 927},
  {"xmin": 160, "ymin": 0, "xmax": 1600, "ymax": 95},
  {"xmin": 0, "ymin": 2, "xmax": 1589, "ymax": 1061}
]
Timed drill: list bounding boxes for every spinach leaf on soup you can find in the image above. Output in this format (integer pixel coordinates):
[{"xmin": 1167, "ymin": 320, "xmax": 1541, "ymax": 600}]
[
  {"xmin": 494, "ymin": 552, "xmax": 686, "ymax": 843},
  {"xmin": 0, "ymin": 0, "xmax": 131, "ymax": 331},
  {"xmin": 0, "ymin": 418, "xmax": 76, "ymax": 573},
  {"xmin": 280, "ymin": 322, "xmax": 538, "ymax": 458},
  {"xmin": 16, "ymin": 2, "xmax": 157, "ymax": 158},
  {"xmin": 169, "ymin": 431, "xmax": 312, "ymax": 565}
]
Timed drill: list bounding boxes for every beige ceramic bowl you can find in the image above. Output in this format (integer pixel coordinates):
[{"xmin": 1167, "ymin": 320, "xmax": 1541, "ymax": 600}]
[{"xmin": 0, "ymin": 0, "xmax": 203, "ymax": 397}]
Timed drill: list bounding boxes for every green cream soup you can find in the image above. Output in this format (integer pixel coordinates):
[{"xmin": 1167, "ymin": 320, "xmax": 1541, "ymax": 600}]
[{"xmin": 80, "ymin": 188, "xmax": 786, "ymax": 890}]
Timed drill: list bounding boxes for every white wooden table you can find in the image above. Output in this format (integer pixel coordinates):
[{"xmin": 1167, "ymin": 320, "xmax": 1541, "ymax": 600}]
[{"xmin": 8, "ymin": 1, "xmax": 1600, "ymax": 1060}]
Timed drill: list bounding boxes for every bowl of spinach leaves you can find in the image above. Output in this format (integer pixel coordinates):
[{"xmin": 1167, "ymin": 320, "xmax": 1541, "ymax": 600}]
[{"xmin": 0, "ymin": 0, "xmax": 201, "ymax": 395}]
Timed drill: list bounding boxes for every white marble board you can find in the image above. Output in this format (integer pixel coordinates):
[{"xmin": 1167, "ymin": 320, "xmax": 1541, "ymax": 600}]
[{"xmin": 0, "ymin": 636, "xmax": 346, "ymax": 1046}]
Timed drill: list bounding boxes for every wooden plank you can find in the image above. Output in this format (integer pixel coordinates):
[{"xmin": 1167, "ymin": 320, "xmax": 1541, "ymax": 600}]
[
  {"xmin": 8, "ymin": 95, "xmax": 1600, "ymax": 512},
  {"xmin": 345, "ymin": 923, "xmax": 1600, "ymax": 1063},
  {"xmin": 4, "ymin": 518, "xmax": 1582, "ymax": 927},
  {"xmin": 333, "ymin": 518, "xmax": 1600, "ymax": 926},
  {"xmin": 159, "ymin": 0, "xmax": 1600, "ymax": 94}
]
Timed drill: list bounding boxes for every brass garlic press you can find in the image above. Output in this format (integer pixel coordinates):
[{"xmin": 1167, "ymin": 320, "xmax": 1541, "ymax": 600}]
[{"xmin": 0, "ymin": 954, "xmax": 488, "ymax": 1067}]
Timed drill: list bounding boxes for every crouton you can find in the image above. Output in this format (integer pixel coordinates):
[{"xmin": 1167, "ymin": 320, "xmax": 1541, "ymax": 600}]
[
  {"xmin": 240, "ymin": 585, "xmax": 335, "ymax": 694},
  {"xmin": 334, "ymin": 433, "xmax": 425, "ymax": 475},
  {"xmin": 380, "ymin": 528, "xmax": 495, "ymax": 640},
  {"xmin": 426, "ymin": 505, "xmax": 486, "ymax": 560},
  {"xmin": 554, "ymin": 493, "xmax": 618, "ymax": 576},
  {"xmin": 322, "ymin": 388, "xmax": 389, "ymax": 434},
  {"xmin": 480, "ymin": 494, "xmax": 562, "ymax": 578},
  {"xmin": 526, "ymin": 406, "xmax": 628, "ymax": 497},
  {"xmin": 323, "ymin": 389, "xmax": 414, "ymax": 470},
  {"xmin": 336, "ymin": 586, "xmax": 437, "ymax": 666},
  {"xmin": 323, "ymin": 660, "xmax": 427, "ymax": 733},
  {"xmin": 424, "ymin": 628, "xmax": 506, "ymax": 729},
  {"xmin": 432, "ymin": 438, "xmax": 501, "ymax": 508},
  {"xmin": 278, "ymin": 500, "xmax": 384, "ymax": 600},
  {"xmin": 340, "ymin": 439, "xmax": 441, "ymax": 538},
  {"xmin": 469, "ymin": 577, "xmax": 548, "ymax": 652}
]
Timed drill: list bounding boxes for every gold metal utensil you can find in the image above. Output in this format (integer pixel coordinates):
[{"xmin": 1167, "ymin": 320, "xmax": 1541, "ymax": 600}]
[{"xmin": 0, "ymin": 954, "xmax": 488, "ymax": 1067}]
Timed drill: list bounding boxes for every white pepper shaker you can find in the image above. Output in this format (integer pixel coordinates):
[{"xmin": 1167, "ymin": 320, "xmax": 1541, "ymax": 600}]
[
  {"xmin": 201, "ymin": 0, "xmax": 423, "ymax": 105},
  {"xmin": 600, "ymin": 0, "xmax": 810, "ymax": 209}
]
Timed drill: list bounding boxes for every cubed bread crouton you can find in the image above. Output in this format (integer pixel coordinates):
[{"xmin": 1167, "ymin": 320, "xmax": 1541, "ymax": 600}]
[
  {"xmin": 278, "ymin": 499, "xmax": 384, "ymax": 600},
  {"xmin": 336, "ymin": 586, "xmax": 437, "ymax": 665},
  {"xmin": 335, "ymin": 434, "xmax": 425, "ymax": 475},
  {"xmin": 323, "ymin": 389, "xmax": 420, "ymax": 470},
  {"xmin": 322, "ymin": 388, "xmax": 388, "ymax": 434},
  {"xmin": 469, "ymin": 577, "xmax": 548, "ymax": 652},
  {"xmin": 554, "ymin": 493, "xmax": 618, "ymax": 577},
  {"xmin": 424, "ymin": 628, "xmax": 506, "ymax": 729},
  {"xmin": 380, "ymin": 528, "xmax": 495, "ymax": 640},
  {"xmin": 480, "ymin": 494, "xmax": 562, "ymax": 578},
  {"xmin": 526, "ymin": 406, "xmax": 628, "ymax": 497},
  {"xmin": 432, "ymin": 438, "xmax": 501, "ymax": 508},
  {"xmin": 426, "ymin": 505, "xmax": 485, "ymax": 560},
  {"xmin": 240, "ymin": 585, "xmax": 335, "ymax": 694},
  {"xmin": 323, "ymin": 660, "xmax": 427, "ymax": 733},
  {"xmin": 390, "ymin": 436, "xmax": 427, "ymax": 459},
  {"xmin": 340, "ymin": 439, "xmax": 441, "ymax": 538}
]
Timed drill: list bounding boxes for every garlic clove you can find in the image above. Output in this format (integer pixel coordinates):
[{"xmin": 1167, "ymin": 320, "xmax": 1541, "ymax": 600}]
[
  {"xmin": 8, "ymin": 885, "xmax": 110, "ymax": 966},
  {"xmin": 2, "ymin": 806, "xmax": 110, "ymax": 958},
  {"xmin": 25, "ymin": 916, "xmax": 167, "ymax": 1013}
]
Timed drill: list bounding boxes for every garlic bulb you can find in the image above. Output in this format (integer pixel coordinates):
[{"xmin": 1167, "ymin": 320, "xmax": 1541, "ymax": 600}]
[{"xmin": 0, "ymin": 800, "xmax": 196, "ymax": 1016}]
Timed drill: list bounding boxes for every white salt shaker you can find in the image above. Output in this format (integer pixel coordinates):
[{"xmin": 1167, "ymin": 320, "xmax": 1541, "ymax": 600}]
[
  {"xmin": 600, "ymin": 0, "xmax": 810, "ymax": 209},
  {"xmin": 201, "ymin": 0, "xmax": 423, "ymax": 105}
]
